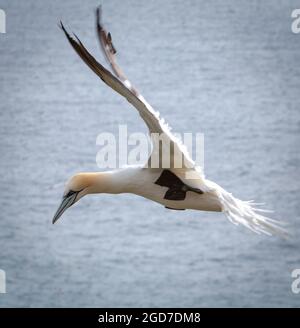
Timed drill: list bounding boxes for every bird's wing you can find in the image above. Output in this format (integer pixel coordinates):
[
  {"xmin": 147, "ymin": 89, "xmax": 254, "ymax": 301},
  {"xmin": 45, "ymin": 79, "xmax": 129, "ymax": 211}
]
[
  {"xmin": 60, "ymin": 21, "xmax": 203, "ymax": 177},
  {"xmin": 95, "ymin": 6, "xmax": 139, "ymax": 98}
]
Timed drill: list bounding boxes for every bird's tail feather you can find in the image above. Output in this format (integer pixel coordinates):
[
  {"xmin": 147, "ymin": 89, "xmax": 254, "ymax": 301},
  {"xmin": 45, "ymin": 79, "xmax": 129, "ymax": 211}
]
[{"xmin": 215, "ymin": 186, "xmax": 288, "ymax": 238}]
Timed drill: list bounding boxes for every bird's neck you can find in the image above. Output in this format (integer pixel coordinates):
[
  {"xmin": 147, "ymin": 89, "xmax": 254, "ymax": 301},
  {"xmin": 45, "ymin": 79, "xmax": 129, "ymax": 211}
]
[{"xmin": 85, "ymin": 169, "xmax": 135, "ymax": 195}]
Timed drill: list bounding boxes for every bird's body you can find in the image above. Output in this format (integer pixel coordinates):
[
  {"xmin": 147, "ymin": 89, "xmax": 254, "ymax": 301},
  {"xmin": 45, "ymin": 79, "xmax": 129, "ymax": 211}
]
[
  {"xmin": 53, "ymin": 7, "xmax": 287, "ymax": 237},
  {"xmin": 89, "ymin": 166, "xmax": 222, "ymax": 212}
]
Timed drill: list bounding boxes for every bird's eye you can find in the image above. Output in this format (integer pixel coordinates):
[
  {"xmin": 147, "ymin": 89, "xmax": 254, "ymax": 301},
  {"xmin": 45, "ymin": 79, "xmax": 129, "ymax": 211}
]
[
  {"xmin": 64, "ymin": 190, "xmax": 77, "ymax": 198},
  {"xmin": 64, "ymin": 188, "xmax": 84, "ymax": 198}
]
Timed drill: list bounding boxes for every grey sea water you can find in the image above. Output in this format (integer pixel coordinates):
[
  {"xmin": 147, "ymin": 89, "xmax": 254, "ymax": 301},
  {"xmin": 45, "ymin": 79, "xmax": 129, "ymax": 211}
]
[{"xmin": 0, "ymin": 0, "xmax": 300, "ymax": 307}]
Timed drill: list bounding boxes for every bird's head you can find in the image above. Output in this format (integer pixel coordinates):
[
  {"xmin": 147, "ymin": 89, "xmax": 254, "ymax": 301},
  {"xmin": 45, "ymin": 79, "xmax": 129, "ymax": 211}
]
[{"xmin": 52, "ymin": 173, "xmax": 96, "ymax": 224}]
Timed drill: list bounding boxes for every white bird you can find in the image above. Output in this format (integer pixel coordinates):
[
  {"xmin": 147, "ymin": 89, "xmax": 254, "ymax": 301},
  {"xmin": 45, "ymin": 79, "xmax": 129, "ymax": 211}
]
[{"xmin": 53, "ymin": 7, "xmax": 287, "ymax": 237}]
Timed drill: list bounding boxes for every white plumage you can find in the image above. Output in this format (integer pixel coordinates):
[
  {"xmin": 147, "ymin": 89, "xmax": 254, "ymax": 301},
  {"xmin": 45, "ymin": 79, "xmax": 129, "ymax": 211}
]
[{"xmin": 52, "ymin": 7, "xmax": 287, "ymax": 238}]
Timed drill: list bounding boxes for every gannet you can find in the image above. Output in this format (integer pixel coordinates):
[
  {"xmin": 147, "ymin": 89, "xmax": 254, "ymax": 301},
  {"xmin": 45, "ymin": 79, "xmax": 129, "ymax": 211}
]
[{"xmin": 53, "ymin": 7, "xmax": 287, "ymax": 237}]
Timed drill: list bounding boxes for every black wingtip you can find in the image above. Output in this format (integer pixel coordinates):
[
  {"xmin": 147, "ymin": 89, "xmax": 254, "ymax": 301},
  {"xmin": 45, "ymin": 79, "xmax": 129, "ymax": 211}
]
[
  {"xmin": 96, "ymin": 5, "xmax": 103, "ymax": 29},
  {"xmin": 73, "ymin": 32, "xmax": 83, "ymax": 45},
  {"xmin": 96, "ymin": 5, "xmax": 102, "ymax": 18},
  {"xmin": 59, "ymin": 20, "xmax": 69, "ymax": 36},
  {"xmin": 59, "ymin": 21, "xmax": 77, "ymax": 44}
]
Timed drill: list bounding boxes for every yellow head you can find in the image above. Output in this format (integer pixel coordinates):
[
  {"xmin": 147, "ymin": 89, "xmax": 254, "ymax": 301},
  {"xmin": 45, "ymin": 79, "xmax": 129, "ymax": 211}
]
[{"xmin": 52, "ymin": 173, "xmax": 99, "ymax": 224}]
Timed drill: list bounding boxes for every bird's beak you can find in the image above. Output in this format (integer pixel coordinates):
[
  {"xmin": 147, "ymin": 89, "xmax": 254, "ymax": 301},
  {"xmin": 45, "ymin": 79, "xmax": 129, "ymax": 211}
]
[{"xmin": 52, "ymin": 192, "xmax": 78, "ymax": 224}]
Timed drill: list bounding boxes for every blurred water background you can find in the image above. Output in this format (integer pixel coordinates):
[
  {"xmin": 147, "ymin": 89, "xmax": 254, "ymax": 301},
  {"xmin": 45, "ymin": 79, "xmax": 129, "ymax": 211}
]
[{"xmin": 0, "ymin": 0, "xmax": 300, "ymax": 307}]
